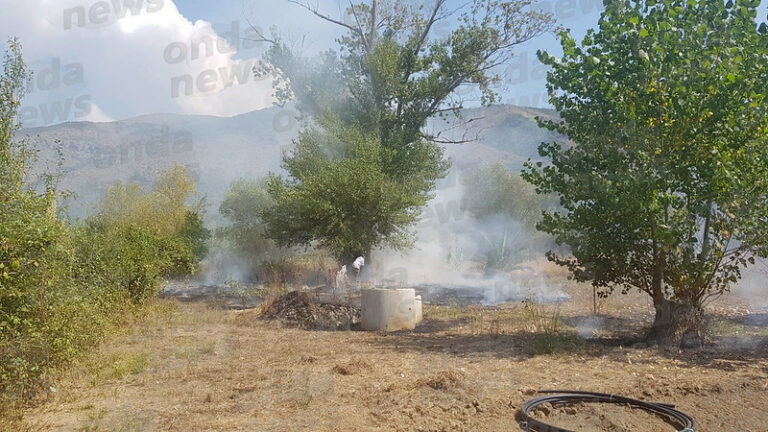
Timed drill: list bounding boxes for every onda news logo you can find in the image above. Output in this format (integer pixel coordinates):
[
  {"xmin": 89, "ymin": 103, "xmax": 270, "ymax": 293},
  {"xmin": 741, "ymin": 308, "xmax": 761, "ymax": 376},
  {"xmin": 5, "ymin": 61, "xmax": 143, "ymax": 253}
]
[
  {"xmin": 62, "ymin": 0, "xmax": 165, "ymax": 31},
  {"xmin": 19, "ymin": 57, "xmax": 91, "ymax": 128}
]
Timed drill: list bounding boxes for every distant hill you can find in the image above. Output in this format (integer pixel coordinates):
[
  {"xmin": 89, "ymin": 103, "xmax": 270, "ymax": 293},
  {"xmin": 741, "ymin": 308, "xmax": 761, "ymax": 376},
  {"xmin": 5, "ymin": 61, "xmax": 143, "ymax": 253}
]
[
  {"xmin": 431, "ymin": 104, "xmax": 562, "ymax": 171},
  {"xmin": 20, "ymin": 104, "xmax": 564, "ymax": 217}
]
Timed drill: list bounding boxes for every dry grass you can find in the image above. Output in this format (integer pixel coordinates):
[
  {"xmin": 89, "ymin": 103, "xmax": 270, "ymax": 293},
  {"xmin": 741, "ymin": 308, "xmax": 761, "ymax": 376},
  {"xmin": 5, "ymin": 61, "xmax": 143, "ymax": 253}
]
[
  {"xmin": 6, "ymin": 288, "xmax": 768, "ymax": 431},
  {"xmin": 85, "ymin": 351, "xmax": 150, "ymax": 385},
  {"xmin": 331, "ymin": 358, "xmax": 373, "ymax": 376},
  {"xmin": 414, "ymin": 370, "xmax": 467, "ymax": 390}
]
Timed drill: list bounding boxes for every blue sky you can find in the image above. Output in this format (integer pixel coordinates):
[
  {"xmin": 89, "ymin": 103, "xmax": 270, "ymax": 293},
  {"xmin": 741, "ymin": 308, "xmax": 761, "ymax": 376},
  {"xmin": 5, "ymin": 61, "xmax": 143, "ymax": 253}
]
[
  {"xmin": 172, "ymin": 0, "xmax": 607, "ymax": 108},
  {"xmin": 3, "ymin": 0, "xmax": 767, "ymax": 127}
]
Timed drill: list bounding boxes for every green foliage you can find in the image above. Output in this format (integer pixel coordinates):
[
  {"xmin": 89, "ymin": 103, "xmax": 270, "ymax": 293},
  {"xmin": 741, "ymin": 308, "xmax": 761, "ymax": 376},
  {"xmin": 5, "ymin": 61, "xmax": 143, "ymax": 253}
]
[
  {"xmin": 262, "ymin": 0, "xmax": 553, "ymax": 140},
  {"xmin": 218, "ymin": 178, "xmax": 339, "ymax": 284},
  {"xmin": 111, "ymin": 226, "xmax": 174, "ymax": 303},
  {"xmin": 256, "ymin": 1, "xmax": 553, "ymax": 261},
  {"xmin": 0, "ymin": 40, "xmax": 208, "ymax": 407},
  {"xmin": 91, "ymin": 165, "xmax": 205, "ymax": 289},
  {"xmin": 463, "ymin": 163, "xmax": 553, "ymax": 229},
  {"xmin": 264, "ymin": 121, "xmax": 434, "ymax": 261},
  {"xmin": 219, "ymin": 178, "xmax": 284, "ymax": 265},
  {"xmin": 90, "ymin": 226, "xmax": 195, "ymax": 303},
  {"xmin": 457, "ymin": 163, "xmax": 556, "ymax": 271},
  {"xmin": 523, "ymin": 0, "xmax": 768, "ymax": 337},
  {"xmin": 0, "ymin": 38, "xmax": 29, "ymax": 195},
  {"xmin": 0, "ymin": 38, "xmax": 63, "ymax": 402},
  {"xmin": 94, "ymin": 165, "xmax": 199, "ymax": 238},
  {"xmin": 178, "ymin": 211, "xmax": 211, "ymax": 260}
]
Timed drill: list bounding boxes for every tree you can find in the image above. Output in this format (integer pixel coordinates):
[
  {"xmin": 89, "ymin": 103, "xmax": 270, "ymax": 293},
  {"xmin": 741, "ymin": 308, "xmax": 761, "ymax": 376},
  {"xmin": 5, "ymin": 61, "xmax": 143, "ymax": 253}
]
[
  {"xmin": 523, "ymin": 0, "xmax": 768, "ymax": 345},
  {"xmin": 0, "ymin": 40, "xmax": 205, "ymax": 401},
  {"xmin": 255, "ymin": 0, "xmax": 554, "ymax": 263},
  {"xmin": 95, "ymin": 165, "xmax": 200, "ymax": 238},
  {"xmin": 92, "ymin": 166, "xmax": 208, "ymax": 289},
  {"xmin": 219, "ymin": 178, "xmax": 287, "ymax": 268},
  {"xmin": 462, "ymin": 163, "xmax": 558, "ymax": 271},
  {"xmin": 263, "ymin": 121, "xmax": 428, "ymax": 263},
  {"xmin": 0, "ymin": 38, "xmax": 31, "ymax": 198},
  {"xmin": 0, "ymin": 38, "xmax": 66, "ymax": 342},
  {"xmin": 178, "ymin": 211, "xmax": 211, "ymax": 260},
  {"xmin": 463, "ymin": 163, "xmax": 553, "ymax": 230}
]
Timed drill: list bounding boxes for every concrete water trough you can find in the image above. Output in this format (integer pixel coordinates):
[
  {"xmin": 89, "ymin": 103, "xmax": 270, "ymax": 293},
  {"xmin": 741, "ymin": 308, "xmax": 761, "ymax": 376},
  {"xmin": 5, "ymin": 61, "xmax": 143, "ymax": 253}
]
[{"xmin": 361, "ymin": 288, "xmax": 423, "ymax": 331}]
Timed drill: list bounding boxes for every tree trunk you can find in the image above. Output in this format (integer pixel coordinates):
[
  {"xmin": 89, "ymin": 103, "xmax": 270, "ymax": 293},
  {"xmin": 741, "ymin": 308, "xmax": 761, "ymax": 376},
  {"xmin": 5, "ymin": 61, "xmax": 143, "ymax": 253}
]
[
  {"xmin": 369, "ymin": 0, "xmax": 378, "ymax": 44},
  {"xmin": 648, "ymin": 296, "xmax": 704, "ymax": 348}
]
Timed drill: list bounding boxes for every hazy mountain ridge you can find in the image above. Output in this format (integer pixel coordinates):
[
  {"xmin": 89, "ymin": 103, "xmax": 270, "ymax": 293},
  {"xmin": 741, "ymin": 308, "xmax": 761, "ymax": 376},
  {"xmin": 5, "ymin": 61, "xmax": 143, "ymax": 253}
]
[{"xmin": 20, "ymin": 104, "xmax": 563, "ymax": 217}]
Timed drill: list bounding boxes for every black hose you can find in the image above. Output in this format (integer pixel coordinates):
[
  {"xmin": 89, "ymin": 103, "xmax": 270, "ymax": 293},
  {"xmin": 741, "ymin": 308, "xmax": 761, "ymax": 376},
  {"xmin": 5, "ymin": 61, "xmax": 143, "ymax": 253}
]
[{"xmin": 519, "ymin": 390, "xmax": 696, "ymax": 432}]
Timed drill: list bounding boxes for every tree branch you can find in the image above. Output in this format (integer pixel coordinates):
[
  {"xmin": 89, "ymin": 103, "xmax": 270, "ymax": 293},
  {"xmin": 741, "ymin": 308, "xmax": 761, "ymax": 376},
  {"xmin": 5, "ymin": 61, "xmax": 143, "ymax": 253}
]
[
  {"xmin": 414, "ymin": 0, "xmax": 446, "ymax": 53},
  {"xmin": 243, "ymin": 16, "xmax": 278, "ymax": 44},
  {"xmin": 285, "ymin": 0, "xmax": 365, "ymax": 39},
  {"xmin": 347, "ymin": 0, "xmax": 370, "ymax": 49},
  {"xmin": 423, "ymin": 115, "xmax": 487, "ymax": 144}
]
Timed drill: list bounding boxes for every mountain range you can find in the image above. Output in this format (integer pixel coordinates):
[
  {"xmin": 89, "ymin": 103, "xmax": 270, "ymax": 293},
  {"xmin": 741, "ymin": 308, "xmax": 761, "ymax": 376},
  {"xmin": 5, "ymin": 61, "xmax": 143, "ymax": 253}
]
[{"xmin": 20, "ymin": 104, "xmax": 564, "ymax": 218}]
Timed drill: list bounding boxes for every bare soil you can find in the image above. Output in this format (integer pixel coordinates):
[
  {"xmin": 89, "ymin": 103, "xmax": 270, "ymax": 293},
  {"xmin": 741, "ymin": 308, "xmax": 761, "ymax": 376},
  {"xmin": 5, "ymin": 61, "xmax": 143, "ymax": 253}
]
[
  {"xmin": 529, "ymin": 402, "xmax": 686, "ymax": 431},
  {"xmin": 14, "ymin": 285, "xmax": 768, "ymax": 432}
]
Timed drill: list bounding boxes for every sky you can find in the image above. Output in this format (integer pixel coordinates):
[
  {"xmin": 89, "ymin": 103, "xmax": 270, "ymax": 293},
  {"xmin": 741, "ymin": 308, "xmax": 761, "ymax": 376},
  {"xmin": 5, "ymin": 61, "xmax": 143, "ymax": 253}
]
[{"xmin": 1, "ymin": 0, "xmax": 765, "ymax": 128}]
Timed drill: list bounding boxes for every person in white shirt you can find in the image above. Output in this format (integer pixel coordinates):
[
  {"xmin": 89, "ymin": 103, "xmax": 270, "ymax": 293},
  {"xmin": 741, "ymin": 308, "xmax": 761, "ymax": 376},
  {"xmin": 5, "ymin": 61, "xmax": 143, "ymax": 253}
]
[{"xmin": 352, "ymin": 255, "xmax": 365, "ymax": 280}]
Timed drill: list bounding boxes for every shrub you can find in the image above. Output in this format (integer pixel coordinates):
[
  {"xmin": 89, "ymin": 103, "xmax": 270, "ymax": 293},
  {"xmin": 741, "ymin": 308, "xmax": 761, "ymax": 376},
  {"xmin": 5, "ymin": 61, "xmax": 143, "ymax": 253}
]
[
  {"xmin": 0, "ymin": 37, "xmax": 207, "ymax": 408},
  {"xmin": 178, "ymin": 211, "xmax": 211, "ymax": 260}
]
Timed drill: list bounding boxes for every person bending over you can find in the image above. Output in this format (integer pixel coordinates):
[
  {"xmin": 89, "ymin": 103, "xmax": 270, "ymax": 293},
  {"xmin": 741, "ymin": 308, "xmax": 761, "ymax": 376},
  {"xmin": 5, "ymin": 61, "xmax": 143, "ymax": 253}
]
[{"xmin": 352, "ymin": 255, "xmax": 365, "ymax": 281}]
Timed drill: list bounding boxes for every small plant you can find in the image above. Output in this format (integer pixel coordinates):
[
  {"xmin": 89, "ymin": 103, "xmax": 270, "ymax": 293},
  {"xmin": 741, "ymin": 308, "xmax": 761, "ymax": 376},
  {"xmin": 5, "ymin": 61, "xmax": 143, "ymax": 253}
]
[
  {"xmin": 108, "ymin": 352, "xmax": 149, "ymax": 380},
  {"xmin": 489, "ymin": 318, "xmax": 503, "ymax": 340},
  {"xmin": 521, "ymin": 300, "xmax": 582, "ymax": 355},
  {"xmin": 85, "ymin": 351, "xmax": 149, "ymax": 386},
  {"xmin": 428, "ymin": 300, "xmax": 464, "ymax": 322},
  {"xmin": 522, "ymin": 300, "xmax": 563, "ymax": 335}
]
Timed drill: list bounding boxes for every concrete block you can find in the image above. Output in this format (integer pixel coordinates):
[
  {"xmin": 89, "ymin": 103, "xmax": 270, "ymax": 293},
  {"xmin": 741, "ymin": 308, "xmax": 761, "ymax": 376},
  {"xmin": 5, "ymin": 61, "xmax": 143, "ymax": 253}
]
[{"xmin": 361, "ymin": 288, "xmax": 420, "ymax": 331}]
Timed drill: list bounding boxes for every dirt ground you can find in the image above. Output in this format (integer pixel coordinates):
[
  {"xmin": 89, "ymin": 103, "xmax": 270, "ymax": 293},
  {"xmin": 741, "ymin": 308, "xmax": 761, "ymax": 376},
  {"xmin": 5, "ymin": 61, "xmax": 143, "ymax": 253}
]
[{"xmin": 15, "ymin": 285, "xmax": 768, "ymax": 432}]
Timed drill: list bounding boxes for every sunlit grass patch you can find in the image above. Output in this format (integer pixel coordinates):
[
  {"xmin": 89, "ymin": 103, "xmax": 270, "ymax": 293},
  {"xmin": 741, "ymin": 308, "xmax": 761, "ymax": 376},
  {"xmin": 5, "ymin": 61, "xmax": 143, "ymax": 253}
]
[{"xmin": 84, "ymin": 351, "xmax": 150, "ymax": 386}]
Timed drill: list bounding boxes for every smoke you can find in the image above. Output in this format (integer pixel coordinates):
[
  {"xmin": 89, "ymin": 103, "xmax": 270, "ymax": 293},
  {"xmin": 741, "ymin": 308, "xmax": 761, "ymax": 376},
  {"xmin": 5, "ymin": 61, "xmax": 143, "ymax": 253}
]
[
  {"xmin": 732, "ymin": 260, "xmax": 768, "ymax": 310},
  {"xmin": 198, "ymin": 242, "xmax": 252, "ymax": 285},
  {"xmin": 371, "ymin": 161, "xmax": 569, "ymax": 306}
]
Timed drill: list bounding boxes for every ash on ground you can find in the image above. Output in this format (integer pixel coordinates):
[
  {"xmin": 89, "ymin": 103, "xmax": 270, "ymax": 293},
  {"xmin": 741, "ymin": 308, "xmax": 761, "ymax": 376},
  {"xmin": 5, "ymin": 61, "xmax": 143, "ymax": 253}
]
[
  {"xmin": 161, "ymin": 281, "xmax": 263, "ymax": 309},
  {"xmin": 258, "ymin": 290, "xmax": 361, "ymax": 331},
  {"xmin": 410, "ymin": 283, "xmax": 570, "ymax": 307}
]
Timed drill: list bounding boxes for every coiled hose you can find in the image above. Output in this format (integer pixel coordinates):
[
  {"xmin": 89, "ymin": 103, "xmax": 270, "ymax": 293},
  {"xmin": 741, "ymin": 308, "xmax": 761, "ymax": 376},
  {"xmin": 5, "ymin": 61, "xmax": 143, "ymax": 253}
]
[{"xmin": 519, "ymin": 390, "xmax": 696, "ymax": 432}]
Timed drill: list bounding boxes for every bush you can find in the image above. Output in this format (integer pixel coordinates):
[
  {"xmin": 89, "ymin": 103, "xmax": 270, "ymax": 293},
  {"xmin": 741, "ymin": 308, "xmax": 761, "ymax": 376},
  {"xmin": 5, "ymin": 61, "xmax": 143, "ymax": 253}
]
[
  {"xmin": 90, "ymin": 225, "xmax": 197, "ymax": 303},
  {"xmin": 0, "ymin": 215, "xmax": 201, "ymax": 408},
  {"xmin": 178, "ymin": 211, "xmax": 211, "ymax": 260},
  {"xmin": 218, "ymin": 178, "xmax": 285, "ymax": 276},
  {"xmin": 219, "ymin": 178, "xmax": 323, "ymax": 283},
  {"xmin": 459, "ymin": 163, "xmax": 559, "ymax": 272},
  {"xmin": 1, "ymin": 222, "xmax": 118, "ymax": 403},
  {"xmin": 0, "ymin": 38, "xmax": 206, "ymax": 408}
]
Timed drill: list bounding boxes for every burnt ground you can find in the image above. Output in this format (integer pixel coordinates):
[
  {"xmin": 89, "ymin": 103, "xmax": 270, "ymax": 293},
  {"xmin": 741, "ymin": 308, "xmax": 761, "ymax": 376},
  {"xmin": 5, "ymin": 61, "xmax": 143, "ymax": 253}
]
[{"xmin": 14, "ymin": 284, "xmax": 768, "ymax": 432}]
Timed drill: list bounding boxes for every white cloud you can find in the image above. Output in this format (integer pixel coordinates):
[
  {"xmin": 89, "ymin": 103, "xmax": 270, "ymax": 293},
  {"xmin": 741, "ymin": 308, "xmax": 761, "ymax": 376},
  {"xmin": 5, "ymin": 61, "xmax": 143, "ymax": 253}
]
[{"xmin": 0, "ymin": 0, "xmax": 275, "ymax": 128}]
